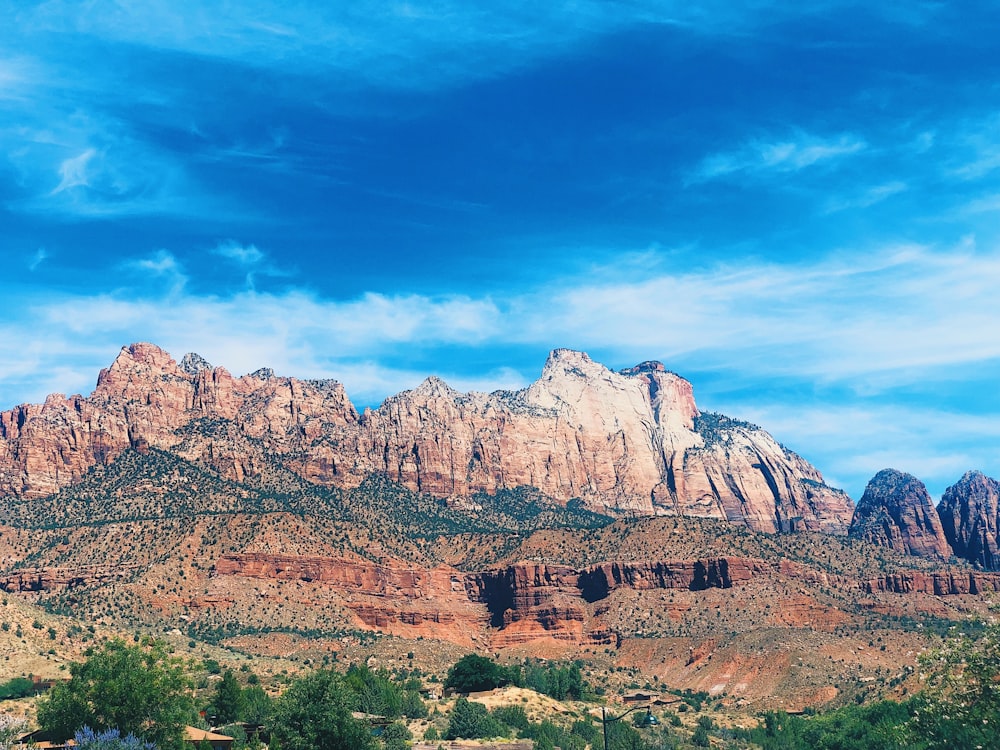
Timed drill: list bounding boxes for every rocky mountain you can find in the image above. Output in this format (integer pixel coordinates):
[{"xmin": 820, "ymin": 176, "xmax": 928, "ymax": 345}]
[
  {"xmin": 0, "ymin": 416, "xmax": 995, "ymax": 709},
  {"xmin": 0, "ymin": 343, "xmax": 854, "ymax": 534},
  {"xmin": 848, "ymin": 469, "xmax": 952, "ymax": 560},
  {"xmin": 938, "ymin": 470, "xmax": 1000, "ymax": 569}
]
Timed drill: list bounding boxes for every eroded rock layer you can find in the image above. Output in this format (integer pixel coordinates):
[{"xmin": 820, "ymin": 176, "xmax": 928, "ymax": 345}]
[{"xmin": 212, "ymin": 554, "xmax": 1000, "ymax": 646}]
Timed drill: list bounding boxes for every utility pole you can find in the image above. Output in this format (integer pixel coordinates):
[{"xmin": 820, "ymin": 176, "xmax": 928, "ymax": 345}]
[{"xmin": 601, "ymin": 703, "xmax": 653, "ymax": 750}]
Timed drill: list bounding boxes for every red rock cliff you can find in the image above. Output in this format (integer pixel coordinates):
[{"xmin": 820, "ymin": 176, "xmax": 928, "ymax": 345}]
[{"xmin": 0, "ymin": 344, "xmax": 854, "ymax": 533}]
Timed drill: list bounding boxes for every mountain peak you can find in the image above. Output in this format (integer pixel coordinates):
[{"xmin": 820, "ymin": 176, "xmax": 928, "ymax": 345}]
[
  {"xmin": 939, "ymin": 470, "xmax": 1000, "ymax": 569},
  {"xmin": 850, "ymin": 469, "xmax": 951, "ymax": 559},
  {"xmin": 412, "ymin": 375, "xmax": 457, "ymax": 398},
  {"xmin": 114, "ymin": 342, "xmax": 174, "ymax": 367},
  {"xmin": 619, "ymin": 360, "xmax": 666, "ymax": 376},
  {"xmin": 249, "ymin": 367, "xmax": 276, "ymax": 381},
  {"xmin": 180, "ymin": 352, "xmax": 213, "ymax": 375},
  {"xmin": 541, "ymin": 348, "xmax": 606, "ymax": 379}
]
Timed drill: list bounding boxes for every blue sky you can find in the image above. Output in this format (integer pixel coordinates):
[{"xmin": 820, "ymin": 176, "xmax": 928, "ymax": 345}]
[{"xmin": 2, "ymin": 1, "xmax": 999, "ymax": 500}]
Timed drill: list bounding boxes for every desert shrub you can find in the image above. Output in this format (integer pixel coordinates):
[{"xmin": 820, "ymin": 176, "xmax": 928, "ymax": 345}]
[
  {"xmin": 445, "ymin": 697, "xmax": 507, "ymax": 740},
  {"xmin": 492, "ymin": 704, "xmax": 529, "ymax": 732}
]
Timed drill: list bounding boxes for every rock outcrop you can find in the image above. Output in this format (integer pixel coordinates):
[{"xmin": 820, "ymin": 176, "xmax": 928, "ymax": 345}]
[
  {"xmin": 0, "ymin": 564, "xmax": 138, "ymax": 592},
  {"xmin": 937, "ymin": 471, "xmax": 1000, "ymax": 570},
  {"xmin": 861, "ymin": 569, "xmax": 1000, "ymax": 596},
  {"xmin": 214, "ymin": 553, "xmax": 486, "ymax": 643},
  {"xmin": 10, "ymin": 550, "xmax": 996, "ymax": 647},
  {"xmin": 848, "ymin": 469, "xmax": 952, "ymax": 559},
  {"xmin": 0, "ymin": 343, "xmax": 854, "ymax": 533}
]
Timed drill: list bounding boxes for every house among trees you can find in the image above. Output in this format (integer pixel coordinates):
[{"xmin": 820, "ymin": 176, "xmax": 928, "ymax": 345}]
[
  {"xmin": 17, "ymin": 726, "xmax": 234, "ymax": 750},
  {"xmin": 183, "ymin": 726, "xmax": 234, "ymax": 750},
  {"xmin": 622, "ymin": 689, "xmax": 658, "ymax": 703},
  {"xmin": 15, "ymin": 729, "xmax": 74, "ymax": 750}
]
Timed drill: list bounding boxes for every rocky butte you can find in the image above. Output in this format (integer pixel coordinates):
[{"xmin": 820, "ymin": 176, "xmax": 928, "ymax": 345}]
[
  {"xmin": 848, "ymin": 469, "xmax": 951, "ymax": 560},
  {"xmin": 938, "ymin": 470, "xmax": 1000, "ymax": 569},
  {"xmin": 846, "ymin": 467, "xmax": 1000, "ymax": 570},
  {"xmin": 0, "ymin": 342, "xmax": 853, "ymax": 533}
]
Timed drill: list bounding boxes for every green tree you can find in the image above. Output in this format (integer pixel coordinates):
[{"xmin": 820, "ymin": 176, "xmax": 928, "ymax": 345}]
[
  {"xmin": 401, "ymin": 690, "xmax": 427, "ymax": 719},
  {"xmin": 240, "ymin": 685, "xmax": 273, "ymax": 727},
  {"xmin": 343, "ymin": 664, "xmax": 401, "ymax": 718},
  {"xmin": 492, "ymin": 704, "xmax": 529, "ymax": 732},
  {"xmin": 691, "ymin": 723, "xmax": 710, "ymax": 747},
  {"xmin": 0, "ymin": 677, "xmax": 34, "ymax": 699},
  {"xmin": 910, "ymin": 621, "xmax": 1000, "ymax": 748},
  {"xmin": 379, "ymin": 722, "xmax": 411, "ymax": 750},
  {"xmin": 444, "ymin": 654, "xmax": 511, "ymax": 694},
  {"xmin": 211, "ymin": 671, "xmax": 244, "ymax": 726},
  {"xmin": 422, "ymin": 725, "xmax": 439, "ymax": 741},
  {"xmin": 604, "ymin": 721, "xmax": 647, "ymax": 750},
  {"xmin": 217, "ymin": 725, "xmax": 247, "ymax": 750},
  {"xmin": 519, "ymin": 659, "xmax": 588, "ymax": 700},
  {"xmin": 271, "ymin": 670, "xmax": 374, "ymax": 750},
  {"xmin": 36, "ymin": 639, "xmax": 193, "ymax": 750},
  {"xmin": 445, "ymin": 697, "xmax": 506, "ymax": 740},
  {"xmin": 736, "ymin": 701, "xmax": 915, "ymax": 750}
]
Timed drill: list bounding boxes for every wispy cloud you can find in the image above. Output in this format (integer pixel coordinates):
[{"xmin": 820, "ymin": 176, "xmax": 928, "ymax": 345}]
[
  {"xmin": 823, "ymin": 180, "xmax": 907, "ymax": 213},
  {"xmin": 536, "ymin": 243, "xmax": 1000, "ymax": 385},
  {"xmin": 949, "ymin": 114, "xmax": 1000, "ymax": 181},
  {"xmin": 209, "ymin": 240, "xmax": 295, "ymax": 290},
  {"xmin": 7, "ymin": 2, "xmax": 802, "ymax": 90},
  {"xmin": 51, "ymin": 148, "xmax": 97, "ymax": 194},
  {"xmin": 120, "ymin": 249, "xmax": 188, "ymax": 295},
  {"xmin": 5, "ymin": 239, "xmax": 999, "ymax": 400},
  {"xmin": 212, "ymin": 241, "xmax": 264, "ymax": 266},
  {"xmin": 691, "ymin": 131, "xmax": 867, "ymax": 183},
  {"xmin": 730, "ymin": 402, "xmax": 1000, "ymax": 499},
  {"xmin": 28, "ymin": 248, "xmax": 48, "ymax": 271},
  {"xmin": 2, "ymin": 114, "xmax": 211, "ymax": 218}
]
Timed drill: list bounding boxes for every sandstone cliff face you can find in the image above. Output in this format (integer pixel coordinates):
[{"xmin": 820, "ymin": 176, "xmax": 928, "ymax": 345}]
[
  {"xmin": 0, "ymin": 343, "xmax": 853, "ymax": 533},
  {"xmin": 848, "ymin": 469, "xmax": 952, "ymax": 560},
  {"xmin": 214, "ymin": 553, "xmax": 486, "ymax": 644},
  {"xmin": 861, "ymin": 569, "xmax": 1000, "ymax": 596},
  {"xmin": 0, "ymin": 343, "xmax": 358, "ymax": 497},
  {"xmin": 937, "ymin": 471, "xmax": 1000, "ymax": 570},
  {"xmin": 192, "ymin": 554, "xmax": 1000, "ymax": 646}
]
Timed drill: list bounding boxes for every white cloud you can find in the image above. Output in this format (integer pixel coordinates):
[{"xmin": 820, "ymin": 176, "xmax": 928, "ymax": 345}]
[
  {"xmin": 116, "ymin": 250, "xmax": 188, "ymax": 296},
  {"xmin": 7, "ymin": 2, "xmax": 867, "ymax": 93},
  {"xmin": 950, "ymin": 114, "xmax": 1000, "ymax": 180},
  {"xmin": 1, "ymin": 107, "xmax": 231, "ymax": 220},
  {"xmin": 3, "ymin": 240, "xmax": 997, "ymax": 384},
  {"xmin": 727, "ymin": 402, "xmax": 1000, "ymax": 499},
  {"xmin": 823, "ymin": 180, "xmax": 907, "ymax": 213},
  {"xmin": 691, "ymin": 132, "xmax": 867, "ymax": 183},
  {"xmin": 51, "ymin": 148, "xmax": 96, "ymax": 194},
  {"xmin": 5, "ymin": 240, "xmax": 998, "ymax": 404},
  {"xmin": 213, "ymin": 241, "xmax": 264, "ymax": 266},
  {"xmin": 523, "ymin": 242, "xmax": 1000, "ymax": 385}
]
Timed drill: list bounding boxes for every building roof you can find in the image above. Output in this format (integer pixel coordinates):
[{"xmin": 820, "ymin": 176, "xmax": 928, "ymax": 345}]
[{"xmin": 184, "ymin": 727, "xmax": 234, "ymax": 743}]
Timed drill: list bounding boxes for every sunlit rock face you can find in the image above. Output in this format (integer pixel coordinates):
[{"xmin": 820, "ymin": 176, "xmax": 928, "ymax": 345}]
[{"xmin": 0, "ymin": 343, "xmax": 854, "ymax": 533}]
